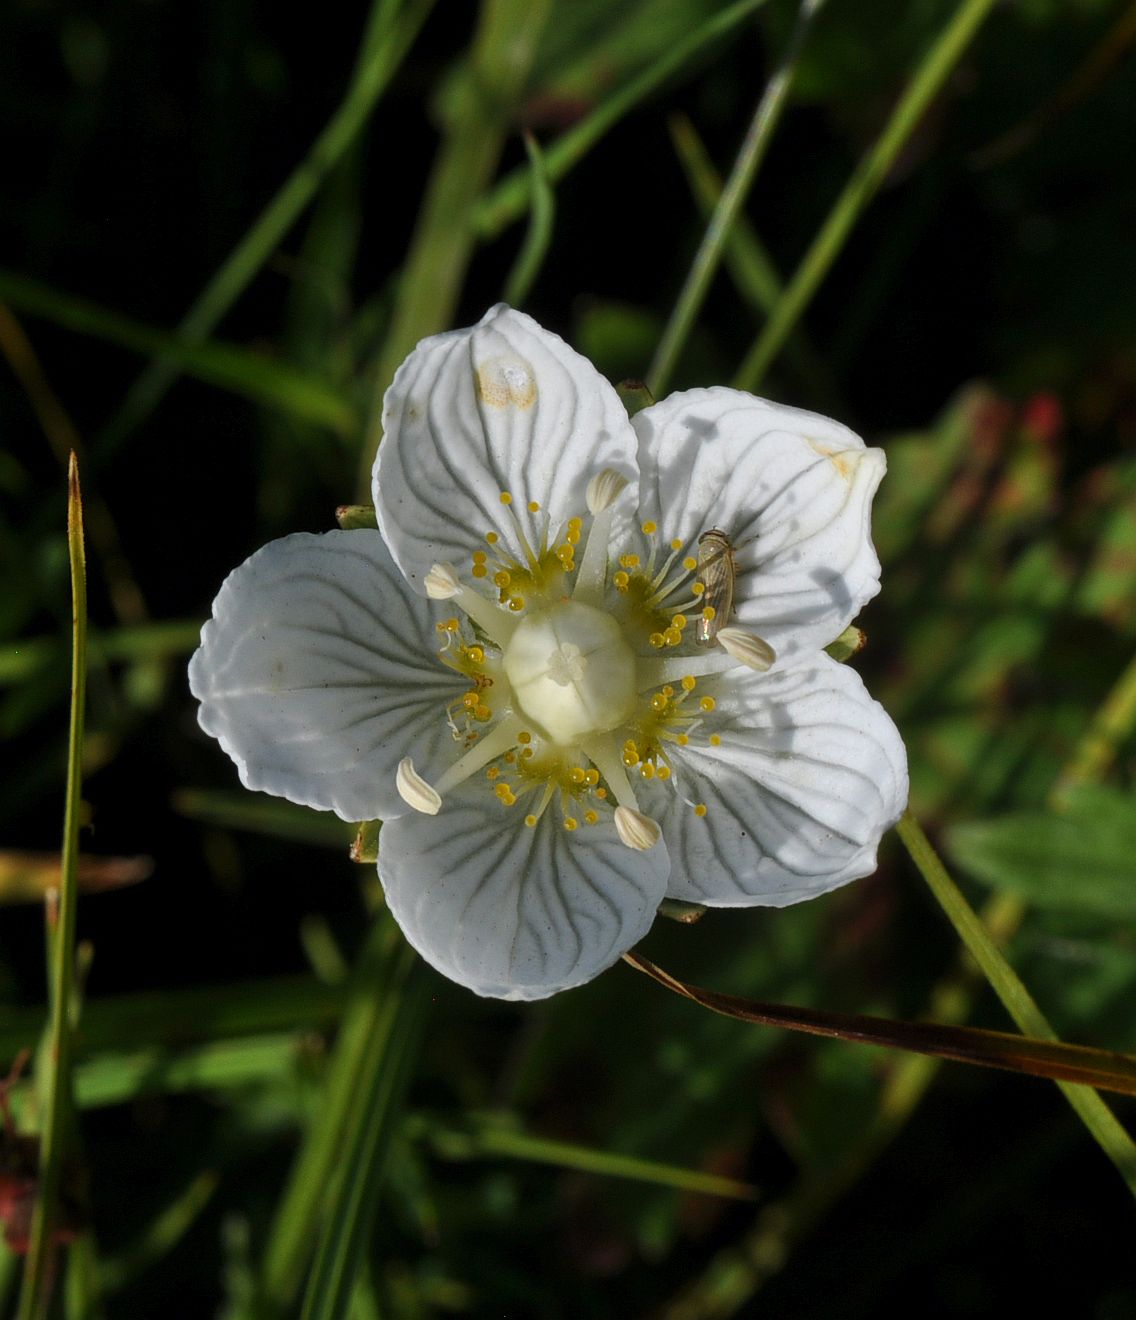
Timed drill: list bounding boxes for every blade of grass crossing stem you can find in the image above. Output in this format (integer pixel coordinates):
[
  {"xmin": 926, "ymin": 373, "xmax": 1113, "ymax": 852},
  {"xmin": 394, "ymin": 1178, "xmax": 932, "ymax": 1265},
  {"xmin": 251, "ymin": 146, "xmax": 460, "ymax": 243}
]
[
  {"xmin": 95, "ymin": 0, "xmax": 435, "ymax": 464},
  {"xmin": 896, "ymin": 810, "xmax": 1136, "ymax": 1198},
  {"xmin": 0, "ymin": 272, "xmax": 357, "ymax": 434},
  {"xmin": 300, "ymin": 947, "xmax": 427, "ymax": 1320},
  {"xmin": 647, "ymin": 0, "xmax": 826, "ymax": 397},
  {"xmin": 17, "ymin": 456, "xmax": 87, "ymax": 1319},
  {"xmin": 361, "ymin": 0, "xmax": 552, "ymax": 487},
  {"xmin": 502, "ymin": 133, "xmax": 555, "ymax": 307},
  {"xmin": 474, "ymin": 0, "xmax": 774, "ymax": 240},
  {"xmin": 257, "ymin": 918, "xmax": 408, "ymax": 1312},
  {"xmin": 733, "ymin": 0, "xmax": 999, "ymax": 391}
]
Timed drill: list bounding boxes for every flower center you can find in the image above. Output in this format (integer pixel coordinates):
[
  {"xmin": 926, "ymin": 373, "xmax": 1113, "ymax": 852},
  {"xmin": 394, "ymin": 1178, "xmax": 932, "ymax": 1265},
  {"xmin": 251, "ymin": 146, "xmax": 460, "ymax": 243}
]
[{"xmin": 502, "ymin": 601, "xmax": 637, "ymax": 745}]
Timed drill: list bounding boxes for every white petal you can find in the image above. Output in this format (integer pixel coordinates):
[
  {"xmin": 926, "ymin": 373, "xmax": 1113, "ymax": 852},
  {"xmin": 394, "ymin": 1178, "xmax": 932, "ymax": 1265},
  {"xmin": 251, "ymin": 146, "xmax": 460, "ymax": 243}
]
[
  {"xmin": 189, "ymin": 531, "xmax": 467, "ymax": 822},
  {"xmin": 373, "ymin": 306, "xmax": 639, "ymax": 592},
  {"xmin": 633, "ymin": 387, "xmax": 886, "ymax": 662},
  {"xmin": 377, "ymin": 792, "xmax": 670, "ymax": 1000},
  {"xmin": 646, "ymin": 655, "xmax": 907, "ymax": 906}
]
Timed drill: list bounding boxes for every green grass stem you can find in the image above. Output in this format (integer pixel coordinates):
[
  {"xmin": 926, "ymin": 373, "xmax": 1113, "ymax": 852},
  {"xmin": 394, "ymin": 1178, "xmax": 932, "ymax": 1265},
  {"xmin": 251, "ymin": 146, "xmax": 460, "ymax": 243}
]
[
  {"xmin": 502, "ymin": 133, "xmax": 556, "ymax": 308},
  {"xmin": 896, "ymin": 810, "xmax": 1136, "ymax": 1198},
  {"xmin": 95, "ymin": 0, "xmax": 434, "ymax": 463},
  {"xmin": 647, "ymin": 0, "xmax": 826, "ymax": 397},
  {"xmin": 17, "ymin": 456, "xmax": 88, "ymax": 1319},
  {"xmin": 474, "ymin": 0, "xmax": 774, "ymax": 240},
  {"xmin": 733, "ymin": 0, "xmax": 1000, "ymax": 391}
]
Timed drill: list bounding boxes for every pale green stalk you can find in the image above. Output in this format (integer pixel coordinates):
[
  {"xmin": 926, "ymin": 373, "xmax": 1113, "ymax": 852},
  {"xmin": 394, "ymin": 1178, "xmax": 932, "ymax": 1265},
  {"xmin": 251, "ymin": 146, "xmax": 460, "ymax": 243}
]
[
  {"xmin": 647, "ymin": 0, "xmax": 826, "ymax": 397},
  {"xmin": 360, "ymin": 0, "xmax": 553, "ymax": 491},
  {"xmin": 897, "ymin": 810, "xmax": 1136, "ymax": 1197},
  {"xmin": 733, "ymin": 0, "xmax": 1000, "ymax": 390},
  {"xmin": 474, "ymin": 0, "xmax": 774, "ymax": 240},
  {"xmin": 18, "ymin": 457, "xmax": 87, "ymax": 1319},
  {"xmin": 96, "ymin": 0, "xmax": 434, "ymax": 463},
  {"xmin": 501, "ymin": 133, "xmax": 556, "ymax": 308}
]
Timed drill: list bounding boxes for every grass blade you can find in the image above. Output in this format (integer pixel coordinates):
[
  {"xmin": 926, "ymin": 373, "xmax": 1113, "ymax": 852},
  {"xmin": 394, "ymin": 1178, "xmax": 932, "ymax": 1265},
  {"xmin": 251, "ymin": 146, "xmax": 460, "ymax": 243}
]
[
  {"xmin": 647, "ymin": 0, "xmax": 826, "ymax": 396},
  {"xmin": 17, "ymin": 455, "xmax": 88, "ymax": 1318},
  {"xmin": 733, "ymin": 0, "xmax": 1000, "ymax": 390},
  {"xmin": 474, "ymin": 0, "xmax": 774, "ymax": 240},
  {"xmin": 896, "ymin": 810, "xmax": 1136, "ymax": 1198},
  {"xmin": 0, "ymin": 272, "xmax": 358, "ymax": 434},
  {"xmin": 502, "ymin": 132, "xmax": 556, "ymax": 308},
  {"xmin": 623, "ymin": 952, "xmax": 1136, "ymax": 1096},
  {"xmin": 96, "ymin": 0, "xmax": 436, "ymax": 462}
]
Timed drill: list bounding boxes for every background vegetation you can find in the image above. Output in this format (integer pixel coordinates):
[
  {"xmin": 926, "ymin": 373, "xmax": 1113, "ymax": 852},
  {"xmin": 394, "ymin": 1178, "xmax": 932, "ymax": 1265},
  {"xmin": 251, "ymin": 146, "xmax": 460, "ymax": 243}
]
[{"xmin": 2, "ymin": 0, "xmax": 1135, "ymax": 1314}]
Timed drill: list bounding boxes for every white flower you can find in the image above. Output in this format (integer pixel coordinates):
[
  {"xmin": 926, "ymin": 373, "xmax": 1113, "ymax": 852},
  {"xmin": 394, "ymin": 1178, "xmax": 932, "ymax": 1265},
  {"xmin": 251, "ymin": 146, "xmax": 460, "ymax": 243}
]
[{"xmin": 189, "ymin": 306, "xmax": 907, "ymax": 1001}]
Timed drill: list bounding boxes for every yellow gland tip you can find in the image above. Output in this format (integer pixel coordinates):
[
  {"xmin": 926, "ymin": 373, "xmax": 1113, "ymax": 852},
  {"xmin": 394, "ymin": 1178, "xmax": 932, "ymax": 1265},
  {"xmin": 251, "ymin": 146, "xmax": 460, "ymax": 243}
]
[{"xmin": 693, "ymin": 803, "xmax": 708, "ymax": 817}]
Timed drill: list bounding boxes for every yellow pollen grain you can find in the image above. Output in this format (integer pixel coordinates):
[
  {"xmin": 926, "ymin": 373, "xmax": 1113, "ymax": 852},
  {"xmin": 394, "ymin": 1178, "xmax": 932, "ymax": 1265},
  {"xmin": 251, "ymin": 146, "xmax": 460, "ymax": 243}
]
[
  {"xmin": 649, "ymin": 632, "xmax": 665, "ymax": 649},
  {"xmin": 500, "ymin": 492, "xmax": 513, "ymax": 505},
  {"xmin": 702, "ymin": 605, "xmax": 717, "ymax": 621},
  {"xmin": 495, "ymin": 784, "xmax": 512, "ymax": 800},
  {"xmin": 472, "ymin": 551, "xmax": 487, "ymax": 564},
  {"xmin": 656, "ymin": 765, "xmax": 671, "ymax": 781},
  {"xmin": 596, "ymin": 787, "xmax": 608, "ymax": 799},
  {"xmin": 585, "ymin": 769, "xmax": 599, "ymax": 786},
  {"xmin": 694, "ymin": 803, "xmax": 708, "ymax": 817},
  {"xmin": 663, "ymin": 685, "xmax": 675, "ymax": 697},
  {"xmin": 700, "ymin": 696, "xmax": 716, "ymax": 712},
  {"xmin": 677, "ymin": 734, "xmax": 689, "ymax": 746},
  {"xmin": 493, "ymin": 570, "xmax": 511, "ymax": 588},
  {"xmin": 641, "ymin": 520, "xmax": 657, "ymax": 534},
  {"xmin": 486, "ymin": 766, "xmax": 500, "ymax": 780},
  {"xmin": 486, "ymin": 531, "xmax": 499, "ymax": 545},
  {"xmin": 518, "ymin": 731, "xmax": 532, "ymax": 744},
  {"xmin": 671, "ymin": 538, "xmax": 684, "ymax": 551},
  {"xmin": 462, "ymin": 692, "xmax": 478, "ymax": 709},
  {"xmin": 622, "ymin": 751, "xmax": 638, "ymax": 768},
  {"xmin": 663, "ymin": 627, "xmax": 681, "ymax": 646},
  {"xmin": 651, "ymin": 694, "xmax": 667, "ymax": 712},
  {"xmin": 681, "ymin": 675, "xmax": 697, "ymax": 691},
  {"xmin": 564, "ymin": 817, "xmax": 579, "ymax": 831},
  {"xmin": 682, "ymin": 556, "xmax": 698, "ymax": 571},
  {"xmin": 619, "ymin": 554, "xmax": 640, "ymax": 569},
  {"xmin": 528, "ymin": 500, "xmax": 540, "ymax": 513},
  {"xmin": 613, "ymin": 571, "xmax": 630, "ymax": 591},
  {"xmin": 709, "ymin": 733, "xmax": 721, "ymax": 746},
  {"xmin": 446, "ymin": 619, "xmax": 460, "ymax": 631},
  {"xmin": 467, "ymin": 646, "xmax": 484, "ymax": 663},
  {"xmin": 508, "ymin": 596, "xmax": 525, "ymax": 612},
  {"xmin": 565, "ymin": 529, "xmax": 580, "ymax": 545},
  {"xmin": 475, "ymin": 705, "xmax": 492, "ymax": 721},
  {"xmin": 568, "ymin": 516, "xmax": 583, "ymax": 530},
  {"xmin": 692, "ymin": 582, "xmax": 706, "ymax": 596},
  {"xmin": 521, "ymin": 746, "xmax": 534, "ymax": 759},
  {"xmin": 524, "ymin": 814, "xmax": 538, "ymax": 827},
  {"xmin": 471, "ymin": 564, "xmax": 488, "ymax": 578},
  {"xmin": 584, "ymin": 810, "xmax": 599, "ymax": 825},
  {"xmin": 640, "ymin": 763, "xmax": 656, "ymax": 780},
  {"xmin": 570, "ymin": 767, "xmax": 586, "ymax": 784},
  {"xmin": 671, "ymin": 614, "xmax": 687, "ymax": 629}
]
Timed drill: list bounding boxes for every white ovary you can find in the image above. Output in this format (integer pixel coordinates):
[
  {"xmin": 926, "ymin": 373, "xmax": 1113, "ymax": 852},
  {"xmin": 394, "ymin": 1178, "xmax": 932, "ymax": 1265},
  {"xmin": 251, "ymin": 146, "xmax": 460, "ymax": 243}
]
[{"xmin": 502, "ymin": 601, "xmax": 638, "ymax": 745}]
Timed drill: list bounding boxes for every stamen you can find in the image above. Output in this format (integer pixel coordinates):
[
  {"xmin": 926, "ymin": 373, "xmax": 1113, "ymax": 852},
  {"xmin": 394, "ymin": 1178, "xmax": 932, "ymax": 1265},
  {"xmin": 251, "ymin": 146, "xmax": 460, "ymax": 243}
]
[
  {"xmin": 586, "ymin": 468, "xmax": 628, "ymax": 514},
  {"xmin": 614, "ymin": 805, "xmax": 661, "ymax": 851},
  {"xmin": 637, "ymin": 651, "xmax": 745, "ymax": 691},
  {"xmin": 426, "ymin": 562, "xmax": 518, "ymax": 645},
  {"xmin": 433, "ymin": 715, "xmax": 525, "ymax": 797},
  {"xmin": 716, "ymin": 627, "xmax": 776, "ymax": 672},
  {"xmin": 396, "ymin": 758, "xmax": 442, "ymax": 816}
]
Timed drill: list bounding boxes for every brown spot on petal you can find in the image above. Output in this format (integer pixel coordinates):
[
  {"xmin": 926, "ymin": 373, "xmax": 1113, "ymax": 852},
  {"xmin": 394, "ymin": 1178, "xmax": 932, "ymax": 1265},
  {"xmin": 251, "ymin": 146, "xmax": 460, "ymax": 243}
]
[
  {"xmin": 476, "ymin": 355, "xmax": 537, "ymax": 409},
  {"xmin": 806, "ymin": 438, "xmax": 858, "ymax": 481}
]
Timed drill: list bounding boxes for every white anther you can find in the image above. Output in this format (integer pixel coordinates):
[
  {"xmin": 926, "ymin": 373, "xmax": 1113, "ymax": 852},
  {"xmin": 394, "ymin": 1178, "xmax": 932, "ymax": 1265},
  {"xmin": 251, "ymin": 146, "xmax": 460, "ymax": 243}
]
[
  {"xmin": 396, "ymin": 758, "xmax": 442, "ymax": 815},
  {"xmin": 614, "ymin": 805, "xmax": 661, "ymax": 851},
  {"xmin": 585, "ymin": 468, "xmax": 629, "ymax": 514},
  {"xmin": 716, "ymin": 627, "xmax": 776, "ymax": 672},
  {"xmin": 424, "ymin": 563, "xmax": 461, "ymax": 600}
]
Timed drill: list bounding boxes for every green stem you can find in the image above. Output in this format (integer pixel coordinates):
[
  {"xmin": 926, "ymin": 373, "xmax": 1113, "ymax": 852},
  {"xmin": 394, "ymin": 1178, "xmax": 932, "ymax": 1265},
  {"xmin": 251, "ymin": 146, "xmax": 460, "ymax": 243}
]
[
  {"xmin": 95, "ymin": 0, "xmax": 434, "ymax": 464},
  {"xmin": 647, "ymin": 0, "xmax": 826, "ymax": 397},
  {"xmin": 359, "ymin": 0, "xmax": 552, "ymax": 493},
  {"xmin": 18, "ymin": 456, "xmax": 88, "ymax": 1319},
  {"xmin": 473, "ymin": 0, "xmax": 774, "ymax": 240},
  {"xmin": 896, "ymin": 809, "xmax": 1136, "ymax": 1198},
  {"xmin": 733, "ymin": 0, "xmax": 999, "ymax": 390}
]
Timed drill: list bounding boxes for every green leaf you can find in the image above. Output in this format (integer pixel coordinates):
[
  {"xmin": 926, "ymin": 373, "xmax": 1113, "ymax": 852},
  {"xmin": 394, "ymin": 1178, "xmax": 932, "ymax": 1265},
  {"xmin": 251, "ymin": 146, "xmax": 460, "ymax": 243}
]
[{"xmin": 947, "ymin": 785, "xmax": 1136, "ymax": 917}]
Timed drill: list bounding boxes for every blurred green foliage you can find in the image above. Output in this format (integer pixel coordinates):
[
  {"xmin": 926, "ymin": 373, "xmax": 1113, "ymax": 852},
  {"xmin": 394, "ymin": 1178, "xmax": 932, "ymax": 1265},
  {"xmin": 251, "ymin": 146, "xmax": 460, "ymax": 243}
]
[{"xmin": 1, "ymin": 0, "xmax": 1135, "ymax": 1314}]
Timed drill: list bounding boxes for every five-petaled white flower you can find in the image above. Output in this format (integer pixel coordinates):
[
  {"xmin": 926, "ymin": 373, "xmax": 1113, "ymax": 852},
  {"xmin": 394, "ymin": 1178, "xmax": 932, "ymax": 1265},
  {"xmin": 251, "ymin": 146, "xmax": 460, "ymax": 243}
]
[{"xmin": 189, "ymin": 306, "xmax": 907, "ymax": 1000}]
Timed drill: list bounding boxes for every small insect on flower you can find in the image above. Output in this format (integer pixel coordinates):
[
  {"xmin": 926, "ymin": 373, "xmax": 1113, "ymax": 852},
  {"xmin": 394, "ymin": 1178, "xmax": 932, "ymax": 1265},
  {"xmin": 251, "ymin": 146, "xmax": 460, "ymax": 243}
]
[{"xmin": 695, "ymin": 528, "xmax": 736, "ymax": 644}]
